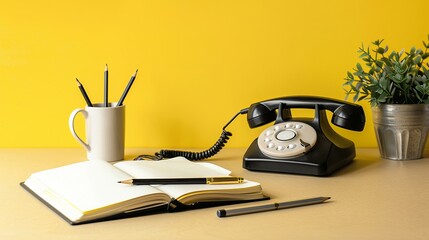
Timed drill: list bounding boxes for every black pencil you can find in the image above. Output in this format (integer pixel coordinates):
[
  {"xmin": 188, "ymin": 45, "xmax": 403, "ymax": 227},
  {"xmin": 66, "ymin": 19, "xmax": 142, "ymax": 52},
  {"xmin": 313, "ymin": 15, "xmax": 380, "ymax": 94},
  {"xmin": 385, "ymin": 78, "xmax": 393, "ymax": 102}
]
[
  {"xmin": 117, "ymin": 69, "xmax": 138, "ymax": 106},
  {"xmin": 217, "ymin": 197, "xmax": 331, "ymax": 217},
  {"xmin": 76, "ymin": 78, "xmax": 93, "ymax": 107},
  {"xmin": 104, "ymin": 64, "xmax": 108, "ymax": 107}
]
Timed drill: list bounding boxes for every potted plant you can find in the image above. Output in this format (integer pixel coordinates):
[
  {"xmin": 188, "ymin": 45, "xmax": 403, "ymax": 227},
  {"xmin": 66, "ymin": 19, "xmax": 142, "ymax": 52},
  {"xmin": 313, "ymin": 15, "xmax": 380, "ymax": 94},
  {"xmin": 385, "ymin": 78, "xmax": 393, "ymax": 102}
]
[{"xmin": 343, "ymin": 36, "xmax": 429, "ymax": 160}]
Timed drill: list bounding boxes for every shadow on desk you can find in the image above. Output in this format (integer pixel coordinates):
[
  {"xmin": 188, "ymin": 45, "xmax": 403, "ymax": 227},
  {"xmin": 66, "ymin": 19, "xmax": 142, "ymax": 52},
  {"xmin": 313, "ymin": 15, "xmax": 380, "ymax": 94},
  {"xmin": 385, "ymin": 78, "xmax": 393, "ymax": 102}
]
[
  {"xmin": 333, "ymin": 149, "xmax": 380, "ymax": 176},
  {"xmin": 125, "ymin": 148, "xmax": 388, "ymax": 177}
]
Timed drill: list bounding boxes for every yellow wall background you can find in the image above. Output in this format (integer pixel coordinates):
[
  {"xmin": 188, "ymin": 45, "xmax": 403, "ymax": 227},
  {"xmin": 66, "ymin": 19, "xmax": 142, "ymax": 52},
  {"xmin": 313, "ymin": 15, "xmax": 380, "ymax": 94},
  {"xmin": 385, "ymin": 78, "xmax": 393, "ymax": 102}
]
[{"xmin": 0, "ymin": 0, "xmax": 428, "ymax": 149}]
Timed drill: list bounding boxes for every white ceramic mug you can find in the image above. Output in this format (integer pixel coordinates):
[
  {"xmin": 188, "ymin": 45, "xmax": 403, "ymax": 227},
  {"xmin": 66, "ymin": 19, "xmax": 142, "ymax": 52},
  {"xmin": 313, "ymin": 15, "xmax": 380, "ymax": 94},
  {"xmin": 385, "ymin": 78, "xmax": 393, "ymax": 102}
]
[{"xmin": 69, "ymin": 103, "xmax": 125, "ymax": 162}]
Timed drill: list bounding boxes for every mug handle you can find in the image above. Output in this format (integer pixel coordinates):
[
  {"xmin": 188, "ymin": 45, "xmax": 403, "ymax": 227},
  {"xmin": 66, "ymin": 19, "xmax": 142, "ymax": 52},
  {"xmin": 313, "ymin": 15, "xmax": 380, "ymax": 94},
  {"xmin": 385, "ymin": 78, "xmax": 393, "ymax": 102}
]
[{"xmin": 69, "ymin": 108, "xmax": 90, "ymax": 151}]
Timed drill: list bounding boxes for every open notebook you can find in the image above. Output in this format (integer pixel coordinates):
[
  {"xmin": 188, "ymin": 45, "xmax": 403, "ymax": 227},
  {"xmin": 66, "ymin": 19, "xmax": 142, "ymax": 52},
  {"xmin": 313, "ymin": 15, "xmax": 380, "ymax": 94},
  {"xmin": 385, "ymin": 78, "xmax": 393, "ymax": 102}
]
[{"xmin": 21, "ymin": 157, "xmax": 267, "ymax": 224}]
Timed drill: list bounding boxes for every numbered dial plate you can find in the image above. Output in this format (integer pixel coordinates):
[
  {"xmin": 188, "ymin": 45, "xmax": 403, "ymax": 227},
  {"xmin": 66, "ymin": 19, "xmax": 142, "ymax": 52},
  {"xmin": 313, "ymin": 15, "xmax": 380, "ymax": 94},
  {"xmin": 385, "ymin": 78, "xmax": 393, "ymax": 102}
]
[{"xmin": 257, "ymin": 121, "xmax": 317, "ymax": 159}]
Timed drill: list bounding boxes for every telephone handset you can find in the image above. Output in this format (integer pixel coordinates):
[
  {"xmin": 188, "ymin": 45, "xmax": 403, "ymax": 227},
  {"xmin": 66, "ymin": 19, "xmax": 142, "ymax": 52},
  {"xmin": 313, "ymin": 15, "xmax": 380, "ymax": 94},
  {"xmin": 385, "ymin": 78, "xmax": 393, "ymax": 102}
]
[
  {"xmin": 243, "ymin": 96, "xmax": 365, "ymax": 176},
  {"xmin": 141, "ymin": 96, "xmax": 365, "ymax": 176}
]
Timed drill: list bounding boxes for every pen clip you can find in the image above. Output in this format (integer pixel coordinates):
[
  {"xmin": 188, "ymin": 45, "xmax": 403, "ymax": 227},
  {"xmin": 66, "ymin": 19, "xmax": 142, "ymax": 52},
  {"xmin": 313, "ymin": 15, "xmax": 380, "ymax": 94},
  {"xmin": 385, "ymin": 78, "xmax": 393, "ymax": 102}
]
[{"xmin": 206, "ymin": 177, "xmax": 244, "ymax": 184}]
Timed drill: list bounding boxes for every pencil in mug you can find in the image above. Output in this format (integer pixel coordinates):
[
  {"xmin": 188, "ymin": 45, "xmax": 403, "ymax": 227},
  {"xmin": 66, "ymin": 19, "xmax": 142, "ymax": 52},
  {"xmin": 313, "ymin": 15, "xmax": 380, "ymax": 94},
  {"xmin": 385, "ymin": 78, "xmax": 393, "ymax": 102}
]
[
  {"xmin": 104, "ymin": 64, "xmax": 108, "ymax": 107},
  {"xmin": 117, "ymin": 69, "xmax": 138, "ymax": 106},
  {"xmin": 76, "ymin": 78, "xmax": 93, "ymax": 107}
]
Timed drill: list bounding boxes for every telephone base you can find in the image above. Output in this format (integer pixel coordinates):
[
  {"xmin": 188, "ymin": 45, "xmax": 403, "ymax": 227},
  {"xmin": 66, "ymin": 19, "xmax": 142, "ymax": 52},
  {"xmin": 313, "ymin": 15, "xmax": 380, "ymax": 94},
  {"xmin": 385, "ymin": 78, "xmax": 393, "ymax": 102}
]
[{"xmin": 243, "ymin": 139, "xmax": 355, "ymax": 176}]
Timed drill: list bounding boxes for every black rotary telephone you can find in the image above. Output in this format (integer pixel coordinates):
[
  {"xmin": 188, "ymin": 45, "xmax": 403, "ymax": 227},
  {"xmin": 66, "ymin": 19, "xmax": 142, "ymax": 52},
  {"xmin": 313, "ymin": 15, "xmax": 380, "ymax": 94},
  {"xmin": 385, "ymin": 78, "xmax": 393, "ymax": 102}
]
[
  {"xmin": 242, "ymin": 96, "xmax": 365, "ymax": 176},
  {"xmin": 140, "ymin": 96, "xmax": 365, "ymax": 176}
]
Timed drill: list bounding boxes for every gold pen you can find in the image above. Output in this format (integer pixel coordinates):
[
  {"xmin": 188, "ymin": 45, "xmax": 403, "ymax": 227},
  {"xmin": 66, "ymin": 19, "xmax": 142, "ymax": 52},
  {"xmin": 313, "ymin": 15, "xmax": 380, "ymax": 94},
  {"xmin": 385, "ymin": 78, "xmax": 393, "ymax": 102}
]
[{"xmin": 118, "ymin": 177, "xmax": 245, "ymax": 185}]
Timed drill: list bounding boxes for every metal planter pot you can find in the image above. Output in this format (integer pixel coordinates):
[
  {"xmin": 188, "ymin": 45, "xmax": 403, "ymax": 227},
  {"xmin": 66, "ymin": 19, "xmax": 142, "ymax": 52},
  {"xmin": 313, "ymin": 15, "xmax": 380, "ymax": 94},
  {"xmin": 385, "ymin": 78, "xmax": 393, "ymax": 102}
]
[{"xmin": 372, "ymin": 104, "xmax": 429, "ymax": 160}]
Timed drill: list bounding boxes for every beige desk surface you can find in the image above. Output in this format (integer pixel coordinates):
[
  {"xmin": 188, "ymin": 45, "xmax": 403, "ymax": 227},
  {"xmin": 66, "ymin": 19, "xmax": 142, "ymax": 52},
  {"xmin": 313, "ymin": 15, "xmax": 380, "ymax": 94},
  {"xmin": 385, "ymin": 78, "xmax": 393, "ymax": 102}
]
[{"xmin": 1, "ymin": 148, "xmax": 428, "ymax": 240}]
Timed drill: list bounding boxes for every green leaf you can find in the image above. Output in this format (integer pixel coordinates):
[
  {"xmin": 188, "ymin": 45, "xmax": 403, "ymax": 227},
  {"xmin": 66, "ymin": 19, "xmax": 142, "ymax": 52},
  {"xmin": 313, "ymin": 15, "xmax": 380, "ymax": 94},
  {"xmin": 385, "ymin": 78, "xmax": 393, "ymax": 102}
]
[
  {"xmin": 356, "ymin": 81, "xmax": 362, "ymax": 90},
  {"xmin": 416, "ymin": 49, "xmax": 423, "ymax": 55},
  {"xmin": 392, "ymin": 73, "xmax": 403, "ymax": 83},
  {"xmin": 423, "ymin": 66, "xmax": 429, "ymax": 78},
  {"xmin": 358, "ymin": 95, "xmax": 367, "ymax": 101},
  {"xmin": 379, "ymin": 76, "xmax": 389, "ymax": 88},
  {"xmin": 415, "ymin": 85, "xmax": 424, "ymax": 94},
  {"xmin": 372, "ymin": 39, "xmax": 383, "ymax": 46},
  {"xmin": 367, "ymin": 74, "xmax": 374, "ymax": 83},
  {"xmin": 356, "ymin": 63, "xmax": 363, "ymax": 72},
  {"xmin": 398, "ymin": 49, "xmax": 404, "ymax": 59},
  {"xmin": 378, "ymin": 91, "xmax": 388, "ymax": 103},
  {"xmin": 413, "ymin": 55, "xmax": 422, "ymax": 64},
  {"xmin": 353, "ymin": 93, "xmax": 359, "ymax": 102},
  {"xmin": 343, "ymin": 79, "xmax": 352, "ymax": 86},
  {"xmin": 375, "ymin": 60, "xmax": 384, "ymax": 68},
  {"xmin": 359, "ymin": 52, "xmax": 369, "ymax": 58},
  {"xmin": 377, "ymin": 47, "xmax": 385, "ymax": 54}
]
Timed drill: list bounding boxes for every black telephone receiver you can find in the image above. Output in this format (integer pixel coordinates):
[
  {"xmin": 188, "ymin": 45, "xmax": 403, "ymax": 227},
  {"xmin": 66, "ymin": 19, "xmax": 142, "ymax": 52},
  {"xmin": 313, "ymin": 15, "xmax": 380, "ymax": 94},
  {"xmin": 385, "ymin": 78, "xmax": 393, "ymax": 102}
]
[
  {"xmin": 148, "ymin": 95, "xmax": 365, "ymax": 176},
  {"xmin": 243, "ymin": 96, "xmax": 365, "ymax": 176}
]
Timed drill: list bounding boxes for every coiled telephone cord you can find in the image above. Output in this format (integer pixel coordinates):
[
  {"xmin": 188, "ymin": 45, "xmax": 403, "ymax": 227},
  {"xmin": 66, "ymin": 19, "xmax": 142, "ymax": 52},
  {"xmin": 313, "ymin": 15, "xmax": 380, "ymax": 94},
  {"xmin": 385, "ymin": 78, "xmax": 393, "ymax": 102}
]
[
  {"xmin": 156, "ymin": 130, "xmax": 232, "ymax": 161},
  {"xmin": 134, "ymin": 109, "xmax": 248, "ymax": 161}
]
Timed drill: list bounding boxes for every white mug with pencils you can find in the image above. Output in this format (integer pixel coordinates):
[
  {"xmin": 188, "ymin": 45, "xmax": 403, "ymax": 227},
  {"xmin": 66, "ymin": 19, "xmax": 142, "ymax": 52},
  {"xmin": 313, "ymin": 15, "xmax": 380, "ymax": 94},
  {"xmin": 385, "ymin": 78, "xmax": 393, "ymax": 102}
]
[{"xmin": 69, "ymin": 66, "xmax": 138, "ymax": 162}]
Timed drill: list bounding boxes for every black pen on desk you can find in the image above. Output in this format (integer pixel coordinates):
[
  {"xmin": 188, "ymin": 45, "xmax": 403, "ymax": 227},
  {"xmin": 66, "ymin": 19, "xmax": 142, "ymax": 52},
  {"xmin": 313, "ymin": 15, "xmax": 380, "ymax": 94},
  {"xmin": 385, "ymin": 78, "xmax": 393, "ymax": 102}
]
[
  {"xmin": 217, "ymin": 196, "xmax": 331, "ymax": 218},
  {"xmin": 104, "ymin": 64, "xmax": 108, "ymax": 107},
  {"xmin": 118, "ymin": 177, "xmax": 244, "ymax": 185},
  {"xmin": 117, "ymin": 69, "xmax": 138, "ymax": 106},
  {"xmin": 76, "ymin": 78, "xmax": 93, "ymax": 107}
]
